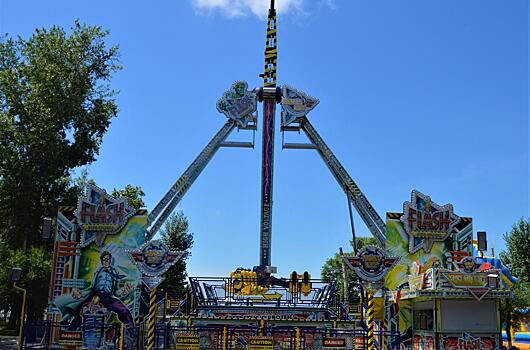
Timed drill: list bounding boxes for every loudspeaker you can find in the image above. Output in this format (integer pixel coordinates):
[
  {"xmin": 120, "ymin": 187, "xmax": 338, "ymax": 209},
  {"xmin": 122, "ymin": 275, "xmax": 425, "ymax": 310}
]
[
  {"xmin": 477, "ymin": 231, "xmax": 487, "ymax": 251},
  {"xmin": 42, "ymin": 217, "xmax": 52, "ymax": 240}
]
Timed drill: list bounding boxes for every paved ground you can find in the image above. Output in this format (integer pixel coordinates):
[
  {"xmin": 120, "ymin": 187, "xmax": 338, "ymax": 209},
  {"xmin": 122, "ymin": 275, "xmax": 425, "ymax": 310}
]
[{"xmin": 0, "ymin": 336, "xmax": 18, "ymax": 349}]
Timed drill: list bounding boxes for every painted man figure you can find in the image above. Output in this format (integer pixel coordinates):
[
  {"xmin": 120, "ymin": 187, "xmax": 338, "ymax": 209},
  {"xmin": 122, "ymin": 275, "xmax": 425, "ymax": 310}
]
[{"xmin": 54, "ymin": 251, "xmax": 135, "ymax": 330}]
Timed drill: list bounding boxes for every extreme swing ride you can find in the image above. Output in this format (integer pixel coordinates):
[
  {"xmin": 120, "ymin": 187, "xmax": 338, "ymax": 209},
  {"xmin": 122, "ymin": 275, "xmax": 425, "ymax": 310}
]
[{"xmin": 44, "ymin": 1, "xmax": 517, "ymax": 349}]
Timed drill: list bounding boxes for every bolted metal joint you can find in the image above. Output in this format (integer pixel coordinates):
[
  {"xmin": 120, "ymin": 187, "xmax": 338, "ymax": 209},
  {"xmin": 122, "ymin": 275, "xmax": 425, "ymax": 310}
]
[{"xmin": 262, "ymin": 87, "xmax": 278, "ymax": 101}]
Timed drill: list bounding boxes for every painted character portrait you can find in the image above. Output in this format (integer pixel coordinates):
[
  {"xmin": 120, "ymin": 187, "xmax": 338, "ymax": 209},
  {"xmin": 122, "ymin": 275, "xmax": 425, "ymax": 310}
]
[{"xmin": 53, "ymin": 251, "xmax": 136, "ymax": 330}]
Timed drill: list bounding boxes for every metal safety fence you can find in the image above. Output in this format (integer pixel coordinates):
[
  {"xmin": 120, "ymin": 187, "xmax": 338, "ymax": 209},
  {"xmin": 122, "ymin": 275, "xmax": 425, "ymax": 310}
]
[{"xmin": 21, "ymin": 320, "xmax": 399, "ymax": 349}]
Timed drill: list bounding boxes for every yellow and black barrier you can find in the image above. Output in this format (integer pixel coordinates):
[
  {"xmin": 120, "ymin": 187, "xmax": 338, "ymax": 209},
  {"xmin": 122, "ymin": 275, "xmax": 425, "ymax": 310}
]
[
  {"xmin": 367, "ymin": 292, "xmax": 375, "ymax": 350},
  {"xmin": 146, "ymin": 287, "xmax": 157, "ymax": 350}
]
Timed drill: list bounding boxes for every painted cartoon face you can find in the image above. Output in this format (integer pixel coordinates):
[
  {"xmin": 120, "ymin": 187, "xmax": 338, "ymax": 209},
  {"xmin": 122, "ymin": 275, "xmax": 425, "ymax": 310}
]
[
  {"xmin": 101, "ymin": 254, "xmax": 112, "ymax": 269},
  {"xmin": 234, "ymin": 83, "xmax": 245, "ymax": 97}
]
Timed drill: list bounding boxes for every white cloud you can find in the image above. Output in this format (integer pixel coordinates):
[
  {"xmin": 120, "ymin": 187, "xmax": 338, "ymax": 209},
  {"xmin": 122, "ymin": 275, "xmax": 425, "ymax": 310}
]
[{"xmin": 192, "ymin": 0, "xmax": 306, "ymax": 19}]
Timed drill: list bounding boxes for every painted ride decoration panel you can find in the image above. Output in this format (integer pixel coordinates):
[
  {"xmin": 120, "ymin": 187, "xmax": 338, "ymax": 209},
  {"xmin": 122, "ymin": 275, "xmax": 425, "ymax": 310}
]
[
  {"xmin": 385, "ymin": 190, "xmax": 471, "ymax": 349},
  {"xmin": 216, "ymin": 80, "xmax": 257, "ymax": 128},
  {"xmin": 413, "ymin": 334, "xmax": 435, "ymax": 350},
  {"xmin": 342, "ymin": 245, "xmax": 398, "ymax": 283},
  {"xmin": 385, "ymin": 190, "xmax": 473, "ymax": 292},
  {"xmin": 48, "ymin": 185, "xmax": 145, "ymax": 348},
  {"xmin": 440, "ymin": 333, "xmax": 497, "ymax": 350},
  {"xmin": 384, "ymin": 190, "xmax": 513, "ymax": 350}
]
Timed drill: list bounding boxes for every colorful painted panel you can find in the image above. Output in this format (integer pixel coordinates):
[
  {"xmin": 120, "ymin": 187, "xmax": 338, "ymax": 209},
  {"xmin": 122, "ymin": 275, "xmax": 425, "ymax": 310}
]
[
  {"xmin": 413, "ymin": 334, "xmax": 435, "ymax": 350},
  {"xmin": 385, "ymin": 191, "xmax": 473, "ymax": 349},
  {"xmin": 441, "ymin": 333, "xmax": 497, "ymax": 350},
  {"xmin": 76, "ymin": 214, "xmax": 146, "ymax": 324},
  {"xmin": 48, "ymin": 187, "xmax": 146, "ymax": 348},
  {"xmin": 385, "ymin": 191, "xmax": 473, "ymax": 291},
  {"xmin": 385, "ymin": 216, "xmax": 459, "ymax": 291}
]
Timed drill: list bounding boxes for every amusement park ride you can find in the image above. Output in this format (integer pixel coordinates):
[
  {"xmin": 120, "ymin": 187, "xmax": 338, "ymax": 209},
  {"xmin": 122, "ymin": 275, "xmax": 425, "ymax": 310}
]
[{"xmin": 41, "ymin": 1, "xmax": 520, "ymax": 350}]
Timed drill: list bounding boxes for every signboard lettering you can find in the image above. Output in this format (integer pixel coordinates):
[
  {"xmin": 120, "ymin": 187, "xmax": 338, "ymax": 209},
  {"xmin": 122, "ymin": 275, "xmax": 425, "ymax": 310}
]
[
  {"xmin": 249, "ymin": 336, "xmax": 274, "ymax": 350},
  {"xmin": 401, "ymin": 190, "xmax": 460, "ymax": 253},
  {"xmin": 323, "ymin": 338, "xmax": 346, "ymax": 349},
  {"xmin": 443, "ymin": 273, "xmax": 488, "ymax": 288},
  {"xmin": 175, "ymin": 334, "xmax": 200, "ymax": 350},
  {"xmin": 59, "ymin": 331, "xmax": 82, "ymax": 344},
  {"xmin": 75, "ymin": 185, "xmax": 134, "ymax": 247}
]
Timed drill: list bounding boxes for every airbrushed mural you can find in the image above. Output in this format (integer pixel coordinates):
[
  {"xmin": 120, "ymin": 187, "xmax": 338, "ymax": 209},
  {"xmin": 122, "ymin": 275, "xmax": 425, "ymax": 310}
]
[
  {"xmin": 385, "ymin": 190, "xmax": 473, "ymax": 292},
  {"xmin": 383, "ymin": 190, "xmax": 517, "ymax": 350},
  {"xmin": 385, "ymin": 190, "xmax": 474, "ymax": 349},
  {"xmin": 47, "ymin": 185, "xmax": 145, "ymax": 348}
]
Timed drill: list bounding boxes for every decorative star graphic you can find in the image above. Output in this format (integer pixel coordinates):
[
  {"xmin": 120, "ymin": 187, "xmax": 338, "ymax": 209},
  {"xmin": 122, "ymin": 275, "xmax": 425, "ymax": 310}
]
[
  {"xmin": 126, "ymin": 240, "xmax": 184, "ymax": 277},
  {"xmin": 75, "ymin": 184, "xmax": 134, "ymax": 247},
  {"xmin": 455, "ymin": 257, "xmax": 483, "ymax": 274},
  {"xmin": 342, "ymin": 245, "xmax": 399, "ymax": 283},
  {"xmin": 281, "ymin": 85, "xmax": 319, "ymax": 126},
  {"xmin": 401, "ymin": 190, "xmax": 461, "ymax": 254}
]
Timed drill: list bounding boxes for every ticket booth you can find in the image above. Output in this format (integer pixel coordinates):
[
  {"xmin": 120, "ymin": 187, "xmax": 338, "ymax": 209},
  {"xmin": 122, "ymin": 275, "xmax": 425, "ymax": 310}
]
[
  {"xmin": 384, "ymin": 190, "xmax": 513, "ymax": 350},
  {"xmin": 409, "ymin": 297, "xmax": 501, "ymax": 350}
]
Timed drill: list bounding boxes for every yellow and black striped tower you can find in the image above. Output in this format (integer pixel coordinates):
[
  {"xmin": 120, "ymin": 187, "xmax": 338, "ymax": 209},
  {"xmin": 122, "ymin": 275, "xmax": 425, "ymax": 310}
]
[
  {"xmin": 262, "ymin": 0, "xmax": 277, "ymax": 88},
  {"xmin": 146, "ymin": 287, "xmax": 157, "ymax": 350},
  {"xmin": 382, "ymin": 317, "xmax": 388, "ymax": 350},
  {"xmin": 367, "ymin": 292, "xmax": 375, "ymax": 350}
]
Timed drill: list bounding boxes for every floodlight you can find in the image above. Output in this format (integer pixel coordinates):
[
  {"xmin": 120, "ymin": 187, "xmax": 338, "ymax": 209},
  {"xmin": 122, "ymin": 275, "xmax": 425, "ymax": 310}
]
[
  {"xmin": 42, "ymin": 217, "xmax": 52, "ymax": 240},
  {"xmin": 9, "ymin": 268, "xmax": 23, "ymax": 282},
  {"xmin": 487, "ymin": 274, "xmax": 499, "ymax": 289}
]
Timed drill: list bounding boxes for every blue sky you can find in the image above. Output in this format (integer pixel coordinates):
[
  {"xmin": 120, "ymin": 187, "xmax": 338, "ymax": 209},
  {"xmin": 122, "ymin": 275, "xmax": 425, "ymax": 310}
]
[{"xmin": 1, "ymin": 0, "xmax": 527, "ymax": 278}]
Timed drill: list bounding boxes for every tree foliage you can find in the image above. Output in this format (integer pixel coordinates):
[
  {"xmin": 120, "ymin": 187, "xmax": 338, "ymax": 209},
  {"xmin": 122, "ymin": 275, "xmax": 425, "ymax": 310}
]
[
  {"xmin": 112, "ymin": 185, "xmax": 145, "ymax": 211},
  {"xmin": 499, "ymin": 218, "xmax": 530, "ymax": 347},
  {"xmin": 72, "ymin": 169, "xmax": 145, "ymax": 210},
  {"xmin": 500, "ymin": 218, "xmax": 530, "ymax": 281},
  {"xmin": 0, "ymin": 21, "xmax": 121, "ymax": 249},
  {"xmin": 159, "ymin": 211, "xmax": 194, "ymax": 299},
  {"xmin": 0, "ymin": 21, "xmax": 121, "ymax": 328}
]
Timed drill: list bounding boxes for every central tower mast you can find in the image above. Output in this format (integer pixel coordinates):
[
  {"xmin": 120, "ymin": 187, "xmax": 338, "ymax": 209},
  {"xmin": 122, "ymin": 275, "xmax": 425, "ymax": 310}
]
[{"xmin": 258, "ymin": 0, "xmax": 279, "ymax": 271}]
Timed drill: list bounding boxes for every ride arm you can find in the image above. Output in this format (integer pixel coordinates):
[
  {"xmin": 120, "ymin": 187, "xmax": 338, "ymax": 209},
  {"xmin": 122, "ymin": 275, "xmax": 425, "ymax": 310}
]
[
  {"xmin": 299, "ymin": 116, "xmax": 386, "ymax": 247},
  {"xmin": 146, "ymin": 120, "xmax": 237, "ymax": 240}
]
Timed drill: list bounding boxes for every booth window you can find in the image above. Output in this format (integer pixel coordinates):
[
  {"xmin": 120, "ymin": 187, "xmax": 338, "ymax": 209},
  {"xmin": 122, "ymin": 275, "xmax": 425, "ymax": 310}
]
[
  {"xmin": 413, "ymin": 301, "xmax": 434, "ymax": 331},
  {"xmin": 414, "ymin": 309, "xmax": 434, "ymax": 331},
  {"xmin": 440, "ymin": 300, "xmax": 496, "ymax": 332}
]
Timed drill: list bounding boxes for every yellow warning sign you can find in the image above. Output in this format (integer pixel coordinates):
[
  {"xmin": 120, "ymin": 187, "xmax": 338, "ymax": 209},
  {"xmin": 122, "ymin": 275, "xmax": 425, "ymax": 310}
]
[
  {"xmin": 175, "ymin": 334, "xmax": 200, "ymax": 350},
  {"xmin": 249, "ymin": 336, "xmax": 274, "ymax": 350}
]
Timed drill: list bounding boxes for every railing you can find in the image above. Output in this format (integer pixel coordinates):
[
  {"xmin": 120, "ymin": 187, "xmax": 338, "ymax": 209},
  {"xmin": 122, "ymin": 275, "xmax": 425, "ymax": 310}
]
[
  {"xmin": 189, "ymin": 277, "xmax": 337, "ymax": 310},
  {"xmin": 21, "ymin": 320, "xmax": 400, "ymax": 349}
]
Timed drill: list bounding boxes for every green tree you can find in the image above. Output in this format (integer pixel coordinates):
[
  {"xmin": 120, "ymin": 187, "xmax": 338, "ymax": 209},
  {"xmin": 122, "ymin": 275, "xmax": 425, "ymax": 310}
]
[
  {"xmin": 0, "ymin": 21, "xmax": 120, "ymax": 328},
  {"xmin": 159, "ymin": 211, "xmax": 194, "ymax": 299},
  {"xmin": 500, "ymin": 218, "xmax": 530, "ymax": 281},
  {"xmin": 72, "ymin": 168, "xmax": 96, "ymax": 198},
  {"xmin": 499, "ymin": 218, "xmax": 530, "ymax": 347},
  {"xmin": 72, "ymin": 168, "xmax": 145, "ymax": 210},
  {"xmin": 0, "ymin": 21, "xmax": 121, "ymax": 250},
  {"xmin": 321, "ymin": 236, "xmax": 378, "ymax": 301},
  {"xmin": 0, "ymin": 243, "xmax": 52, "ymax": 328},
  {"xmin": 112, "ymin": 184, "xmax": 145, "ymax": 211}
]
